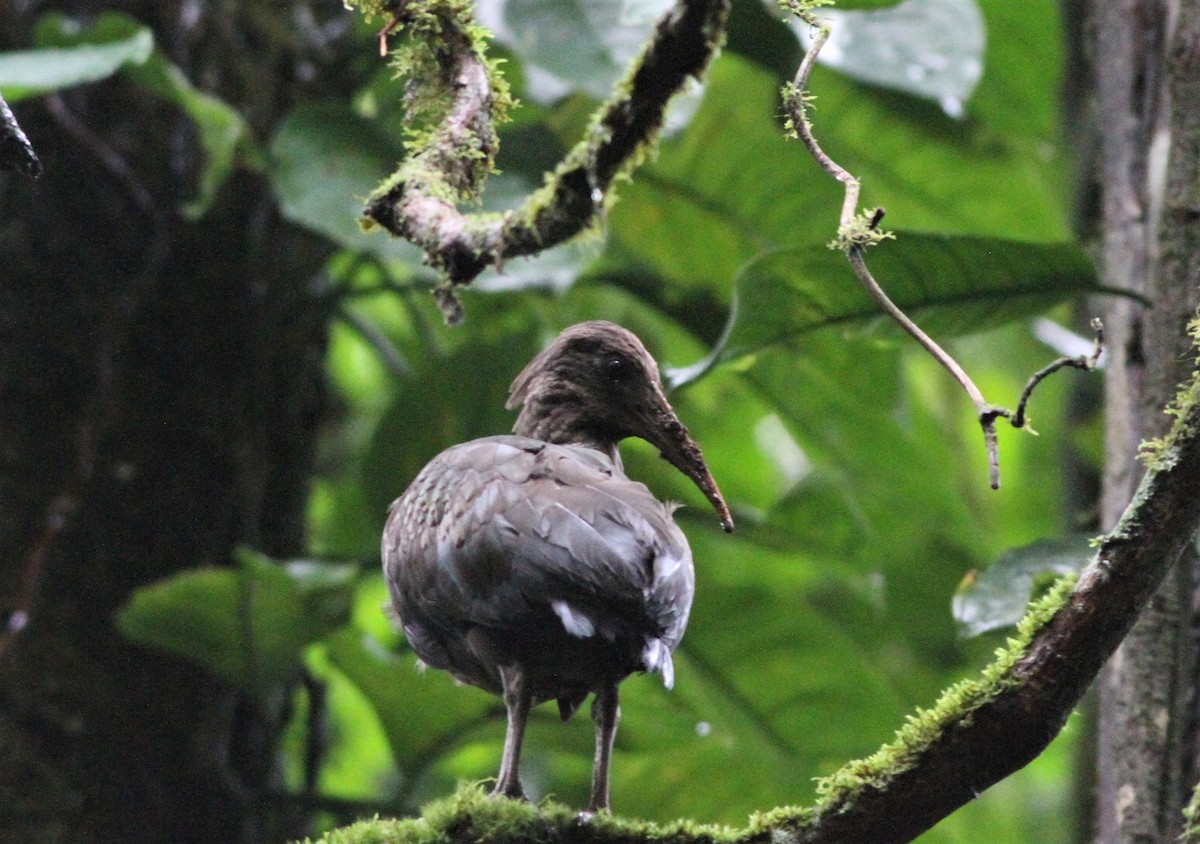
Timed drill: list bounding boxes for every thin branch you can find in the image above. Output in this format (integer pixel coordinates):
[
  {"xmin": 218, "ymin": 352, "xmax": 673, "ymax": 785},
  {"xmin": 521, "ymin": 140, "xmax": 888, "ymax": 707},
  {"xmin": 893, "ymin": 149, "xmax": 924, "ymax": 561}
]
[
  {"xmin": 44, "ymin": 94, "xmax": 157, "ymax": 217},
  {"xmin": 334, "ymin": 307, "xmax": 412, "ymax": 377},
  {"xmin": 783, "ymin": 14, "xmax": 1102, "ymax": 489},
  {"xmin": 1010, "ymin": 317, "xmax": 1105, "ymax": 428},
  {"xmin": 0, "ymin": 92, "xmax": 41, "ymax": 178},
  {"xmin": 357, "ymin": 0, "xmax": 731, "ymax": 323}
]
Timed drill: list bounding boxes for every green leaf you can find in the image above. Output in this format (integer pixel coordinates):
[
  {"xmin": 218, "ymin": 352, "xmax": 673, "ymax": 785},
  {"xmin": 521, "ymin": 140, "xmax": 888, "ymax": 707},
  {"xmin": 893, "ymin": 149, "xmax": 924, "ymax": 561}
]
[
  {"xmin": 10, "ymin": 12, "xmax": 252, "ymax": 218},
  {"xmin": 605, "ymin": 40, "xmax": 1074, "ymax": 306},
  {"xmin": 124, "ymin": 55, "xmax": 254, "ymax": 219},
  {"xmin": 268, "ymin": 101, "xmax": 420, "ymax": 264},
  {"xmin": 796, "ymin": 0, "xmax": 985, "ymax": 114},
  {"xmin": 116, "ymin": 549, "xmax": 356, "ymax": 698},
  {"xmin": 494, "ymin": 0, "xmax": 672, "ymax": 101},
  {"xmin": 0, "ymin": 29, "xmax": 152, "ymax": 102},
  {"xmin": 953, "ymin": 536, "xmax": 1092, "ymax": 636},
  {"xmin": 738, "ymin": 336, "xmax": 991, "ymax": 660},
  {"xmin": 714, "ymin": 234, "xmax": 1101, "ymax": 366},
  {"xmin": 326, "ymin": 624, "xmax": 497, "ymax": 774}
]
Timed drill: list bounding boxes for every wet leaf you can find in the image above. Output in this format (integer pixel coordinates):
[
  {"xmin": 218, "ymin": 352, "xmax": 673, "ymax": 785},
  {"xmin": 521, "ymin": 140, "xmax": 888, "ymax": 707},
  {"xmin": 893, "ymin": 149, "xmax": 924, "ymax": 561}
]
[
  {"xmin": 0, "ymin": 27, "xmax": 152, "ymax": 101},
  {"xmin": 268, "ymin": 101, "xmax": 419, "ymax": 264},
  {"xmin": 116, "ymin": 549, "xmax": 356, "ymax": 698},
  {"xmin": 953, "ymin": 536, "xmax": 1092, "ymax": 636}
]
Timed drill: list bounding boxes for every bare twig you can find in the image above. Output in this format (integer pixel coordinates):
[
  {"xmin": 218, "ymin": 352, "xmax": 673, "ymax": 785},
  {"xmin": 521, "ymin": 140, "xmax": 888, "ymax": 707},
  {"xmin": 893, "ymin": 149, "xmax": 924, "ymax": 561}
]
[
  {"xmin": 357, "ymin": 0, "xmax": 731, "ymax": 323},
  {"xmin": 783, "ymin": 15, "xmax": 1101, "ymax": 489},
  {"xmin": 1000, "ymin": 317, "xmax": 1105, "ymax": 430},
  {"xmin": 334, "ymin": 307, "xmax": 412, "ymax": 376},
  {"xmin": 0, "ymin": 92, "xmax": 41, "ymax": 178}
]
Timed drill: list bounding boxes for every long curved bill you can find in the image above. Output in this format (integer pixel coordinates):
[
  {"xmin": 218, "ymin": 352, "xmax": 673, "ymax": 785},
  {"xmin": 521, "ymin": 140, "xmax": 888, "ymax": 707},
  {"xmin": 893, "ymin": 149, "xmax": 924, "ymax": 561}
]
[{"xmin": 642, "ymin": 393, "xmax": 734, "ymax": 533}]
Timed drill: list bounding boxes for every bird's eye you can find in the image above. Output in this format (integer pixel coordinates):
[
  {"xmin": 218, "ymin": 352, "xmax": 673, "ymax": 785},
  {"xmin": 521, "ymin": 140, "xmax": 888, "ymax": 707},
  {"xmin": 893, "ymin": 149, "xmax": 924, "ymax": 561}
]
[{"xmin": 602, "ymin": 354, "xmax": 633, "ymax": 383}]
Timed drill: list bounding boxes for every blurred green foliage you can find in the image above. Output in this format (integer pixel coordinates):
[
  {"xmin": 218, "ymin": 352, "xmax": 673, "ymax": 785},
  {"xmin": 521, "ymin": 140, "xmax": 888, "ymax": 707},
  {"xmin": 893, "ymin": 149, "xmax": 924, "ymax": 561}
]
[{"xmin": 12, "ymin": 0, "xmax": 1106, "ymax": 838}]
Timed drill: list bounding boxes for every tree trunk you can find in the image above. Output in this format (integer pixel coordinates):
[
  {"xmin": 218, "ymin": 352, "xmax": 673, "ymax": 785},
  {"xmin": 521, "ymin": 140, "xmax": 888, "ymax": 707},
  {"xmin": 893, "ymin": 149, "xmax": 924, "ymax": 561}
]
[
  {"xmin": 0, "ymin": 2, "xmax": 350, "ymax": 840},
  {"xmin": 1092, "ymin": 0, "xmax": 1200, "ymax": 840}
]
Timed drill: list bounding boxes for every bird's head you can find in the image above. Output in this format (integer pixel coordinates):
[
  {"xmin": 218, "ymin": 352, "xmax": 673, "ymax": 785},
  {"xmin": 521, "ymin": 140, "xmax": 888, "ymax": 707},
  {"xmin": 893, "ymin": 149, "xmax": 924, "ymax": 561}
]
[{"xmin": 508, "ymin": 321, "xmax": 734, "ymax": 532}]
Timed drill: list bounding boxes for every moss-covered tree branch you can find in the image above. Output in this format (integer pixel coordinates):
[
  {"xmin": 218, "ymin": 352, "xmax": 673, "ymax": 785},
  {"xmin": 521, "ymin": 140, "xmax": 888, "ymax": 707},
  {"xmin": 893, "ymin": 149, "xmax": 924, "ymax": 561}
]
[
  {"xmin": 350, "ymin": 0, "xmax": 730, "ymax": 323},
  {"xmin": 312, "ymin": 345, "xmax": 1200, "ymax": 841}
]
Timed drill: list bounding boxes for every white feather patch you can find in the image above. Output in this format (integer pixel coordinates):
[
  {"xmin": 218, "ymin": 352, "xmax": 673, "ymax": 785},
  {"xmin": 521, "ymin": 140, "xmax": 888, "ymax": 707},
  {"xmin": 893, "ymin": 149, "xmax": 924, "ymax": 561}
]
[
  {"xmin": 643, "ymin": 639, "xmax": 675, "ymax": 689},
  {"xmin": 471, "ymin": 482, "xmax": 500, "ymax": 521},
  {"xmin": 551, "ymin": 600, "xmax": 596, "ymax": 637},
  {"xmin": 654, "ymin": 545, "xmax": 688, "ymax": 583}
]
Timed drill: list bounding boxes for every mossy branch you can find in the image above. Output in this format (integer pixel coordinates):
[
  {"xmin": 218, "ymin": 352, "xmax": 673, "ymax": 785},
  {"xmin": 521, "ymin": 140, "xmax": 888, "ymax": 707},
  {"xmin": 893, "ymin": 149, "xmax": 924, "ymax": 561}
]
[
  {"xmin": 311, "ymin": 359, "xmax": 1200, "ymax": 844},
  {"xmin": 781, "ymin": 8, "xmax": 1102, "ymax": 490},
  {"xmin": 351, "ymin": 0, "xmax": 731, "ymax": 324}
]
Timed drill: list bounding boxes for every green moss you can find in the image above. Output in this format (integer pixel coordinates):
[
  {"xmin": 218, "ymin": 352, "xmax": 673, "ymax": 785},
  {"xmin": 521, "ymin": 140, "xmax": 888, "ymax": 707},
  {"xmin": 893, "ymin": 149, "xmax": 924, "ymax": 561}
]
[
  {"xmin": 344, "ymin": 0, "xmax": 394, "ymax": 20},
  {"xmin": 807, "ymin": 573, "xmax": 1077, "ymax": 808},
  {"xmin": 301, "ymin": 784, "xmax": 744, "ymax": 844},
  {"xmin": 829, "ymin": 209, "xmax": 895, "ymax": 252},
  {"xmin": 780, "ymin": 80, "xmax": 818, "ymax": 140},
  {"xmin": 349, "ymin": 0, "xmax": 514, "ymax": 208},
  {"xmin": 745, "ymin": 804, "xmax": 816, "ymax": 837},
  {"xmin": 1137, "ymin": 314, "xmax": 1200, "ymax": 470},
  {"xmin": 777, "ymin": 0, "xmax": 834, "ymax": 21},
  {"xmin": 1182, "ymin": 779, "xmax": 1200, "ymax": 842}
]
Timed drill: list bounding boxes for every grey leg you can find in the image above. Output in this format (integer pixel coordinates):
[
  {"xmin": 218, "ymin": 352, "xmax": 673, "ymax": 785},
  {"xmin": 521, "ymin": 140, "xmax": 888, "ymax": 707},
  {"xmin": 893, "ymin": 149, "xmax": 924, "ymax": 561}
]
[
  {"xmin": 586, "ymin": 679, "xmax": 620, "ymax": 814},
  {"xmin": 493, "ymin": 664, "xmax": 531, "ymax": 800}
]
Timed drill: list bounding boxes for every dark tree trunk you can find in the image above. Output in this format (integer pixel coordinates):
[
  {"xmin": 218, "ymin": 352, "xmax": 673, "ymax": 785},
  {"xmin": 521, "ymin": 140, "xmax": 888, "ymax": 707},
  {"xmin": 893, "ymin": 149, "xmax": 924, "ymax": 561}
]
[
  {"xmin": 0, "ymin": 2, "xmax": 353, "ymax": 840},
  {"xmin": 1089, "ymin": 0, "xmax": 1200, "ymax": 841}
]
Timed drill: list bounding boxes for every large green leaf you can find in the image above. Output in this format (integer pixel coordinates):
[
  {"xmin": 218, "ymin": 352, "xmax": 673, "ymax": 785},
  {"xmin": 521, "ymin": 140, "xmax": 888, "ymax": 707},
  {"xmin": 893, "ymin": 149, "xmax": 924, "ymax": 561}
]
[
  {"xmin": 493, "ymin": 0, "xmax": 670, "ymax": 101},
  {"xmin": 116, "ymin": 549, "xmax": 356, "ymax": 699},
  {"xmin": 796, "ymin": 0, "xmax": 985, "ymax": 113},
  {"xmin": 605, "ymin": 26, "xmax": 1072, "ymax": 306},
  {"xmin": 9, "ymin": 12, "xmax": 253, "ymax": 218},
  {"xmin": 953, "ymin": 535, "xmax": 1092, "ymax": 636},
  {"xmin": 326, "ymin": 625, "xmax": 498, "ymax": 777},
  {"xmin": 713, "ymin": 234, "xmax": 1101, "ymax": 365},
  {"xmin": 0, "ymin": 28, "xmax": 152, "ymax": 101},
  {"xmin": 268, "ymin": 101, "xmax": 419, "ymax": 264}
]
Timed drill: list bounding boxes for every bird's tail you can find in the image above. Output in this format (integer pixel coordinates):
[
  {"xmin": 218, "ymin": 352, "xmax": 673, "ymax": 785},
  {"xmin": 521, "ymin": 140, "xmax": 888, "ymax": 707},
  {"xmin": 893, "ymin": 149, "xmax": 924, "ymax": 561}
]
[{"xmin": 642, "ymin": 639, "xmax": 675, "ymax": 689}]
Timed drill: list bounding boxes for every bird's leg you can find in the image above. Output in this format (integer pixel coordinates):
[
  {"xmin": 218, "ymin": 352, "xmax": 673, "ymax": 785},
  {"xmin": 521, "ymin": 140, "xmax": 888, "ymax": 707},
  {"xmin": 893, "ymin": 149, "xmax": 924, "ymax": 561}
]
[
  {"xmin": 493, "ymin": 664, "xmax": 531, "ymax": 801},
  {"xmin": 586, "ymin": 679, "xmax": 620, "ymax": 814}
]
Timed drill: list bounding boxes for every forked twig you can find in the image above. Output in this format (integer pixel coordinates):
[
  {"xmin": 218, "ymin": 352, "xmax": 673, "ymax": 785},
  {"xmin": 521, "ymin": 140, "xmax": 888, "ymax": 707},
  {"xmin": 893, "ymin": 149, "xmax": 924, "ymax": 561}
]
[{"xmin": 783, "ymin": 15, "xmax": 1102, "ymax": 488}]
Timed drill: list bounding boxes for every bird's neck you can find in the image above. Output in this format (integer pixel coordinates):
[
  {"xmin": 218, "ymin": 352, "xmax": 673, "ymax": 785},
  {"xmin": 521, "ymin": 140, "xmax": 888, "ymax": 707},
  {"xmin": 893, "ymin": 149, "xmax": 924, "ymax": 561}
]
[{"xmin": 514, "ymin": 392, "xmax": 622, "ymax": 464}]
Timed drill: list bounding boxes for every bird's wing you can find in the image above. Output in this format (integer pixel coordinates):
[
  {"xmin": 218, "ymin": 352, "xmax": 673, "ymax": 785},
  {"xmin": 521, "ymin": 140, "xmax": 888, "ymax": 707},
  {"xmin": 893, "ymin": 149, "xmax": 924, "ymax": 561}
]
[{"xmin": 384, "ymin": 435, "xmax": 693, "ymax": 648}]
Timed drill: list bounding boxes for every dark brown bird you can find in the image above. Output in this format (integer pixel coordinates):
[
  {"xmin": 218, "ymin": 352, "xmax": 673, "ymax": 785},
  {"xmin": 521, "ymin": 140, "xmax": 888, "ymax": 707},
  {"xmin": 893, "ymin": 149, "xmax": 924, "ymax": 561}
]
[{"xmin": 382, "ymin": 321, "xmax": 732, "ymax": 813}]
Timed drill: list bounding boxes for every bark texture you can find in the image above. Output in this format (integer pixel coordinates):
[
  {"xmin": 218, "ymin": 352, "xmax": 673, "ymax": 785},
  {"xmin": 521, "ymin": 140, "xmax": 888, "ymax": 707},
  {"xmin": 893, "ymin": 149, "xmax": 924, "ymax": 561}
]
[
  {"xmin": 0, "ymin": 1, "xmax": 352, "ymax": 840},
  {"xmin": 1092, "ymin": 1, "xmax": 1200, "ymax": 841}
]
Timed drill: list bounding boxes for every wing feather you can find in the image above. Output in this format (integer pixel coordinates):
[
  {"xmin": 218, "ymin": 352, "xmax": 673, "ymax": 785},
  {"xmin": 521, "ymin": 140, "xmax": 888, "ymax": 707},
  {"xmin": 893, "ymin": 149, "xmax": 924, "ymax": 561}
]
[{"xmin": 383, "ymin": 435, "xmax": 694, "ymax": 668}]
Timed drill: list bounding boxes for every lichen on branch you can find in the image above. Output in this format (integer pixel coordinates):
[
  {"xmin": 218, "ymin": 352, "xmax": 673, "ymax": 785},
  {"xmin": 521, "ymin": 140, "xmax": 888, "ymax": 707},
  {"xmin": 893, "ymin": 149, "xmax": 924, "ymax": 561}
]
[{"xmin": 350, "ymin": 0, "xmax": 731, "ymax": 323}]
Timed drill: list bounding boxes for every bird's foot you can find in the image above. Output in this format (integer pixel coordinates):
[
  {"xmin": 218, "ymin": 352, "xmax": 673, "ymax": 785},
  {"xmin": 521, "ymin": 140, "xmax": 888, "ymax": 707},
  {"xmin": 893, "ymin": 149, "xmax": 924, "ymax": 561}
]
[
  {"xmin": 578, "ymin": 803, "xmax": 610, "ymax": 821},
  {"xmin": 489, "ymin": 780, "xmax": 529, "ymax": 802}
]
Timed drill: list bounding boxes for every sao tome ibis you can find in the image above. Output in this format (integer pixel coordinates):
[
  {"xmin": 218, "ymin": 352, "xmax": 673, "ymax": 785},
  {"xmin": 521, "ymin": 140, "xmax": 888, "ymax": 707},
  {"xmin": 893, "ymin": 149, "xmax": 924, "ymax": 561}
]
[{"xmin": 381, "ymin": 320, "xmax": 733, "ymax": 813}]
